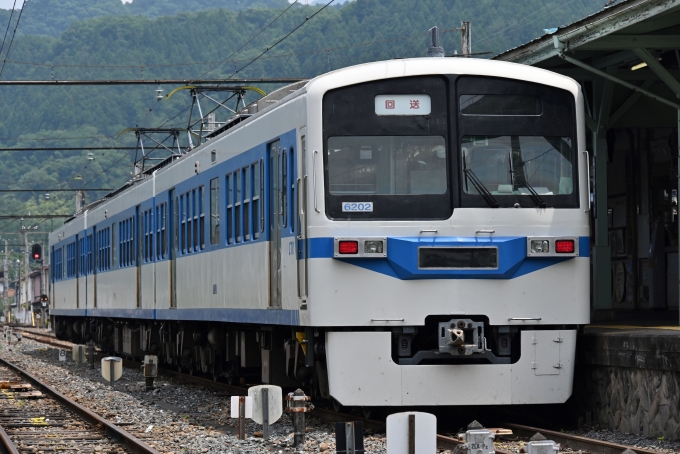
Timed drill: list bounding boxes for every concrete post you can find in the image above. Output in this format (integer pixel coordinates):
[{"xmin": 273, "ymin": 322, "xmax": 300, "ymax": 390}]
[{"xmin": 3, "ymin": 240, "xmax": 7, "ymax": 320}]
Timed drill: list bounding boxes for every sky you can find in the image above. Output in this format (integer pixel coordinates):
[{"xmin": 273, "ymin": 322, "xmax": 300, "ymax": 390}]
[{"xmin": 0, "ymin": 0, "xmax": 24, "ymax": 9}]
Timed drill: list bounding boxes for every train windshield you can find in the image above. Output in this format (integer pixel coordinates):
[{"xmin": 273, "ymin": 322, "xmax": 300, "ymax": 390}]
[
  {"xmin": 327, "ymin": 136, "xmax": 447, "ymax": 196},
  {"xmin": 461, "ymin": 135, "xmax": 574, "ymax": 198}
]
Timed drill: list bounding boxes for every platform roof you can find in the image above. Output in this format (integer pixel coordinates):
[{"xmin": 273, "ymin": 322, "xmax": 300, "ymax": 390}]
[{"xmin": 495, "ymin": 0, "xmax": 680, "ymax": 129}]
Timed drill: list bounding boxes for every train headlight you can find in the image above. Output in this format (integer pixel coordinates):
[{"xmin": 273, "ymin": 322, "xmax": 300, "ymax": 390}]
[
  {"xmin": 364, "ymin": 240, "xmax": 384, "ymax": 254},
  {"xmin": 530, "ymin": 240, "xmax": 550, "ymax": 253}
]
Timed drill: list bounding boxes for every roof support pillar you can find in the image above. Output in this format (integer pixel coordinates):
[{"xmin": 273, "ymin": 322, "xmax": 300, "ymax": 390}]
[{"xmin": 593, "ymin": 80, "xmax": 614, "ymax": 310}]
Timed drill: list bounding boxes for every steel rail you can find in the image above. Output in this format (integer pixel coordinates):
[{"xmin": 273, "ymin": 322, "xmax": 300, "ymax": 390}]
[
  {"xmin": 504, "ymin": 423, "xmax": 662, "ymax": 454},
  {"xmin": 0, "ymin": 356, "xmax": 160, "ymax": 454},
  {"xmin": 0, "ymin": 424, "xmax": 20, "ymax": 454}
]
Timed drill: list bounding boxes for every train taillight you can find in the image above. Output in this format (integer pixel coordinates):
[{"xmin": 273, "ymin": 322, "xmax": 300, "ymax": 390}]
[
  {"xmin": 338, "ymin": 241, "xmax": 359, "ymax": 254},
  {"xmin": 555, "ymin": 240, "xmax": 575, "ymax": 253}
]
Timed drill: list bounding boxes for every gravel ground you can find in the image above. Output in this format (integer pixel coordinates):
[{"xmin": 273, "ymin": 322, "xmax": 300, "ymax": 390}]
[
  {"xmin": 15, "ymin": 329, "xmax": 671, "ymax": 454},
  {"xmin": 568, "ymin": 425, "xmax": 680, "ymax": 453},
  {"xmin": 0, "ymin": 335, "xmax": 392, "ymax": 453}
]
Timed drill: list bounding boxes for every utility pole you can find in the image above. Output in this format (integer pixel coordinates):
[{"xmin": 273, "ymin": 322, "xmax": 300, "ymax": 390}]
[
  {"xmin": 3, "ymin": 239, "xmax": 7, "ymax": 322},
  {"xmin": 24, "ymin": 230, "xmax": 29, "ymax": 324},
  {"xmin": 461, "ymin": 21, "xmax": 471, "ymax": 56},
  {"xmin": 40, "ymin": 238, "xmax": 46, "ymax": 327}
]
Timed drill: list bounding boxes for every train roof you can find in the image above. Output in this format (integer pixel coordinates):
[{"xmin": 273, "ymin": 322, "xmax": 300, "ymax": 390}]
[{"xmin": 55, "ymin": 57, "xmax": 580, "ymax": 232}]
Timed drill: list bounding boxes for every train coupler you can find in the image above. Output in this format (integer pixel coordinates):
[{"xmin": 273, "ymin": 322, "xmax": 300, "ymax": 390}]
[{"xmin": 438, "ymin": 319, "xmax": 488, "ymax": 356}]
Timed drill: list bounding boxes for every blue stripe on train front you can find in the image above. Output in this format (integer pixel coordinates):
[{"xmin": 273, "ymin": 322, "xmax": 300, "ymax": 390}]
[{"xmin": 308, "ymin": 236, "xmax": 589, "ymax": 280}]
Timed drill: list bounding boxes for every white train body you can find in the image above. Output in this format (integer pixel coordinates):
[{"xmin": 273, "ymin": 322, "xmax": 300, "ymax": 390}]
[{"xmin": 49, "ymin": 58, "xmax": 590, "ymax": 406}]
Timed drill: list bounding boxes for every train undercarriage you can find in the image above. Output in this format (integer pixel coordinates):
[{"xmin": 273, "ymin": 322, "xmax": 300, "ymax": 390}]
[{"xmin": 52, "ymin": 317, "xmax": 328, "ymax": 397}]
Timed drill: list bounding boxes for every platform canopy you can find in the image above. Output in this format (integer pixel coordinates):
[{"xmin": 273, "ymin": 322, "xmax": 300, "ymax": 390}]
[{"xmin": 495, "ymin": 0, "xmax": 680, "ymax": 318}]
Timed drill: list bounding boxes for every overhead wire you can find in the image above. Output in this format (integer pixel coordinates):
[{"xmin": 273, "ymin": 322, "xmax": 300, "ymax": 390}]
[
  {"xmin": 154, "ymin": 0, "xmax": 337, "ymax": 130},
  {"xmin": 0, "ymin": 0, "xmax": 17, "ymax": 62},
  {"xmin": 191, "ymin": 0, "xmax": 300, "ymax": 82},
  {"xmin": 0, "ymin": 0, "xmax": 27, "ymax": 79}
]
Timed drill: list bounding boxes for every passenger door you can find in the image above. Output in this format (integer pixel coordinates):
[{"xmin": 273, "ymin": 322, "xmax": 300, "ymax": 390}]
[
  {"xmin": 169, "ymin": 189, "xmax": 177, "ymax": 308},
  {"xmin": 269, "ymin": 141, "xmax": 282, "ymax": 308},
  {"xmin": 297, "ymin": 129, "xmax": 308, "ymax": 303},
  {"xmin": 135, "ymin": 205, "xmax": 141, "ymax": 308}
]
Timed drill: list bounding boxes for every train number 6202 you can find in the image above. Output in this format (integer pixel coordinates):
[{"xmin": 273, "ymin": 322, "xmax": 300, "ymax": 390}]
[{"xmin": 342, "ymin": 202, "xmax": 373, "ymax": 212}]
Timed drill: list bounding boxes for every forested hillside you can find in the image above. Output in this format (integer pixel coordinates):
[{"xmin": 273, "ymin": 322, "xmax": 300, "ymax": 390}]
[
  {"xmin": 0, "ymin": 0, "xmax": 603, "ymax": 225},
  {"xmin": 0, "ymin": 0, "xmax": 289, "ymax": 37}
]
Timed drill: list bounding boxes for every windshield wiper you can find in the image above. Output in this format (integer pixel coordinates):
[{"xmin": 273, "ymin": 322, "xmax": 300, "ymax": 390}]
[
  {"xmin": 464, "ymin": 168, "xmax": 499, "ymax": 208},
  {"xmin": 511, "ymin": 171, "xmax": 547, "ymax": 208}
]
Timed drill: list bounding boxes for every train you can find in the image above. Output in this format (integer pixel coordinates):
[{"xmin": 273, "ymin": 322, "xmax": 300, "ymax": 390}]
[{"xmin": 49, "ymin": 56, "xmax": 590, "ymax": 408}]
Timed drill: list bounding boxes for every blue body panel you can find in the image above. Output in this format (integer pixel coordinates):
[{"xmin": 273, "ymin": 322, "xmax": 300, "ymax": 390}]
[{"xmin": 309, "ymin": 236, "xmax": 589, "ymax": 280}]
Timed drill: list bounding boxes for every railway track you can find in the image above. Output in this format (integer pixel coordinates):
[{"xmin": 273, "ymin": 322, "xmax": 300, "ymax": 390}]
[
  {"xmin": 10, "ymin": 327, "xmax": 668, "ymax": 454},
  {"xmin": 0, "ymin": 355, "xmax": 160, "ymax": 454}
]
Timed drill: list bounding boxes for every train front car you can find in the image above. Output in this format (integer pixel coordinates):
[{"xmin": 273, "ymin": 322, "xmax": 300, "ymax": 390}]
[{"xmin": 305, "ymin": 59, "xmax": 589, "ymax": 406}]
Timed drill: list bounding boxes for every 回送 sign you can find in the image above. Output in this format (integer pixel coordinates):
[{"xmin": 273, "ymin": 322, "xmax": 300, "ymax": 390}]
[{"xmin": 375, "ymin": 94, "xmax": 431, "ymax": 115}]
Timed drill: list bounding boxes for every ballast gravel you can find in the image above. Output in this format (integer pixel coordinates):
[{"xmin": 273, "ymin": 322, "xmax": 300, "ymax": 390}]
[{"xmin": 0, "ymin": 335, "xmax": 393, "ymax": 453}]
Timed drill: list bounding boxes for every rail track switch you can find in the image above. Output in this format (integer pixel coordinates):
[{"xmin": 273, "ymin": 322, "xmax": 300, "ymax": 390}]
[{"xmin": 143, "ymin": 355, "xmax": 158, "ymax": 390}]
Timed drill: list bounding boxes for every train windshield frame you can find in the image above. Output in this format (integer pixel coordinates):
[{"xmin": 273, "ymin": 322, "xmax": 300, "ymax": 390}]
[
  {"xmin": 322, "ymin": 76, "xmax": 453, "ymax": 220},
  {"xmin": 457, "ymin": 76, "xmax": 578, "ymax": 209},
  {"xmin": 321, "ymin": 74, "xmax": 579, "ymax": 219}
]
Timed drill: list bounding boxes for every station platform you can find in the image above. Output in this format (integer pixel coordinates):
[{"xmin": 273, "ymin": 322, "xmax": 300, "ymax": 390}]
[{"xmin": 574, "ymin": 313, "xmax": 680, "ymax": 439}]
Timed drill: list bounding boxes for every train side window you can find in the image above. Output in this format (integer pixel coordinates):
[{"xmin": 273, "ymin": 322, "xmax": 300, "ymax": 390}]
[
  {"xmin": 244, "ymin": 167, "xmax": 251, "ymax": 241},
  {"xmin": 143, "ymin": 212, "xmax": 148, "ymax": 262},
  {"xmin": 155, "ymin": 205, "xmax": 160, "ymax": 260},
  {"xmin": 128, "ymin": 217, "xmax": 134, "ymax": 266},
  {"xmin": 226, "ymin": 174, "xmax": 233, "ymax": 244},
  {"xmin": 149, "ymin": 209, "xmax": 154, "ymax": 261},
  {"xmin": 149, "ymin": 209, "xmax": 155, "ymax": 262},
  {"xmin": 282, "ymin": 148, "xmax": 287, "ymax": 228},
  {"xmin": 210, "ymin": 178, "xmax": 219, "ymax": 245},
  {"xmin": 199, "ymin": 185, "xmax": 205, "ymax": 250},
  {"xmin": 235, "ymin": 170, "xmax": 242, "ymax": 243},
  {"xmin": 180, "ymin": 194, "xmax": 186, "ymax": 254},
  {"xmin": 193, "ymin": 189, "xmax": 199, "ymax": 251},
  {"xmin": 88, "ymin": 234, "xmax": 93, "ymax": 273},
  {"xmin": 162, "ymin": 203, "xmax": 167, "ymax": 258},
  {"xmin": 290, "ymin": 147, "xmax": 295, "ymax": 234},
  {"xmin": 260, "ymin": 159, "xmax": 265, "ymax": 232},
  {"xmin": 122, "ymin": 220, "xmax": 126, "ymax": 266},
  {"xmin": 111, "ymin": 224, "xmax": 117, "ymax": 268},
  {"xmin": 104, "ymin": 229, "xmax": 108, "ymax": 270},
  {"xmin": 253, "ymin": 161, "xmax": 260, "ymax": 239},
  {"xmin": 79, "ymin": 237, "xmax": 84, "ymax": 276}
]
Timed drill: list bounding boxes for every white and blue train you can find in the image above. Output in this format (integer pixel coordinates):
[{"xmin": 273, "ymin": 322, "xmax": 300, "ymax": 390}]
[{"xmin": 49, "ymin": 57, "xmax": 590, "ymax": 407}]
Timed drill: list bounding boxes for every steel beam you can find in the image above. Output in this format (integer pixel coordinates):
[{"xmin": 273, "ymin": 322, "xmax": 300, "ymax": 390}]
[
  {"xmin": 581, "ymin": 35, "xmax": 680, "ymax": 50},
  {"xmin": 632, "ymin": 47, "xmax": 680, "ymax": 95},
  {"xmin": 554, "ymin": 68, "xmax": 680, "ymax": 80},
  {"xmin": 559, "ymin": 53, "xmax": 680, "ymax": 109},
  {"xmin": 606, "ymin": 80, "xmax": 655, "ymax": 127}
]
